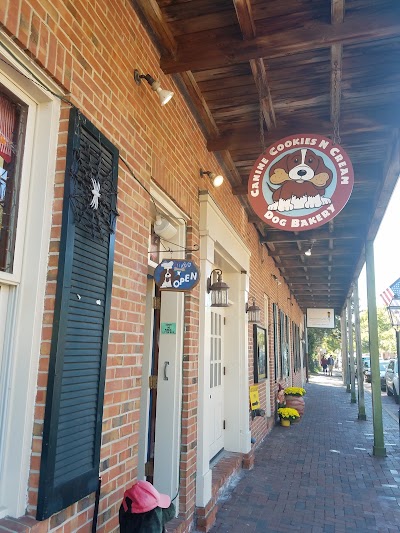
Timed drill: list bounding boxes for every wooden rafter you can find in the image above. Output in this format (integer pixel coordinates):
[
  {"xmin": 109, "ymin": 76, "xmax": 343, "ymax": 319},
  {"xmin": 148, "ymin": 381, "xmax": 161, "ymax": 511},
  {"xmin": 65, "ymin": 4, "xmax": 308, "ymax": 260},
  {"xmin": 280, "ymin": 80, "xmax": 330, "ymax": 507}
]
[
  {"xmin": 268, "ymin": 248, "xmax": 360, "ymax": 258},
  {"xmin": 233, "ymin": 0, "xmax": 255, "ymax": 39},
  {"xmin": 161, "ymin": 10, "xmax": 400, "ymax": 73},
  {"xmin": 207, "ymin": 113, "xmax": 394, "ymax": 152},
  {"xmin": 132, "ymin": 0, "xmax": 177, "ymax": 58},
  {"xmin": 330, "ymin": 0, "xmax": 345, "ymax": 131},
  {"xmin": 233, "ymin": 1, "xmax": 276, "ymax": 131},
  {"xmin": 260, "ymin": 227, "xmax": 363, "ymax": 243},
  {"xmin": 250, "ymin": 59, "xmax": 276, "ymax": 131}
]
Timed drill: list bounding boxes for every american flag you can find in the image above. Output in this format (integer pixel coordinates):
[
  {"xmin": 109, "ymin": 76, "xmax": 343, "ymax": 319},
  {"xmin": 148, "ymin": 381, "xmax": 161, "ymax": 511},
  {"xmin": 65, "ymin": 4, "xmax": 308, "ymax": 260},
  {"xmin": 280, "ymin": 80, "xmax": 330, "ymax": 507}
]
[{"xmin": 380, "ymin": 278, "xmax": 400, "ymax": 307}]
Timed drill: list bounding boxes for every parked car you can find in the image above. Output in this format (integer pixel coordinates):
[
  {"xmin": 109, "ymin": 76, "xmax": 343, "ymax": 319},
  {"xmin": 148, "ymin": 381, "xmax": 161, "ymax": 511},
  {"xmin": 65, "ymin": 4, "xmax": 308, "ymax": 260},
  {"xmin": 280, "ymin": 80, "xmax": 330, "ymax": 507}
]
[
  {"xmin": 385, "ymin": 359, "xmax": 399, "ymax": 402},
  {"xmin": 355, "ymin": 354, "xmax": 370, "ymax": 378},
  {"xmin": 364, "ymin": 360, "xmax": 389, "ymax": 390}
]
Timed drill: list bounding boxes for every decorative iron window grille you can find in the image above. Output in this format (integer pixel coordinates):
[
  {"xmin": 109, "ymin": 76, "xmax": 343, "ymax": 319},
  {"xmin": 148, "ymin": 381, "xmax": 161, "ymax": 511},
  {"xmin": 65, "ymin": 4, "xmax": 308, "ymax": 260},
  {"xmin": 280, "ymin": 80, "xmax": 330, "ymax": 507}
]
[{"xmin": 69, "ymin": 111, "xmax": 118, "ymax": 241}]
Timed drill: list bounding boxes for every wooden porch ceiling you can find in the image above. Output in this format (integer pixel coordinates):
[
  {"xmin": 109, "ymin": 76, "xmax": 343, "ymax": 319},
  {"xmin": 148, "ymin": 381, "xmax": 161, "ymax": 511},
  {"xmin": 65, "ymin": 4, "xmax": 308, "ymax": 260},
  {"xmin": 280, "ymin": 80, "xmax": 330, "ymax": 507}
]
[{"xmin": 133, "ymin": 0, "xmax": 400, "ymax": 314}]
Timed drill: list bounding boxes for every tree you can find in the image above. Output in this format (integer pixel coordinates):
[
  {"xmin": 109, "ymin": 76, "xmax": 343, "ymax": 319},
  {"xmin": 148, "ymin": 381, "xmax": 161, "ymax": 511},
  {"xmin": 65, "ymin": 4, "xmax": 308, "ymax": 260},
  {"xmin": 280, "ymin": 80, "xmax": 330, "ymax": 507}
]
[
  {"xmin": 307, "ymin": 315, "xmax": 341, "ymax": 371},
  {"xmin": 359, "ymin": 307, "xmax": 396, "ymax": 354}
]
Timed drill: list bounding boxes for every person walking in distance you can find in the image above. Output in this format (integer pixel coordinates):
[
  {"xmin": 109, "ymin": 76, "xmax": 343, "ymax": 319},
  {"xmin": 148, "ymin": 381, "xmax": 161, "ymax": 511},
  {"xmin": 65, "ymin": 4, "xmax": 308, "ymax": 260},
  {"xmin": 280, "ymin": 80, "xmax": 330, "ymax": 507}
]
[
  {"xmin": 321, "ymin": 355, "xmax": 328, "ymax": 374},
  {"xmin": 327, "ymin": 355, "xmax": 334, "ymax": 376}
]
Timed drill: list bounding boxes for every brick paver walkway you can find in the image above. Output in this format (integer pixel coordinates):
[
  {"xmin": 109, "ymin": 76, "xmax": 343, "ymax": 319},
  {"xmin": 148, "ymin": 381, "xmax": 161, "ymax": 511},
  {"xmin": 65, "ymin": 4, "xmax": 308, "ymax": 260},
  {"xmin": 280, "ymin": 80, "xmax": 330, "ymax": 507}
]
[{"xmin": 209, "ymin": 373, "xmax": 400, "ymax": 532}]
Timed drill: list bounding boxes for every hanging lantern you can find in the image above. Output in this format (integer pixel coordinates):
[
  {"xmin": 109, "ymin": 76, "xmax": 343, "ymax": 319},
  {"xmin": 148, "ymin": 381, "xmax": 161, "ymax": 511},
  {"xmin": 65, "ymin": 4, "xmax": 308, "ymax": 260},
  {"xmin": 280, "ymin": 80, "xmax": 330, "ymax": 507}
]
[
  {"xmin": 207, "ymin": 268, "xmax": 230, "ymax": 307},
  {"xmin": 246, "ymin": 298, "xmax": 261, "ymax": 324}
]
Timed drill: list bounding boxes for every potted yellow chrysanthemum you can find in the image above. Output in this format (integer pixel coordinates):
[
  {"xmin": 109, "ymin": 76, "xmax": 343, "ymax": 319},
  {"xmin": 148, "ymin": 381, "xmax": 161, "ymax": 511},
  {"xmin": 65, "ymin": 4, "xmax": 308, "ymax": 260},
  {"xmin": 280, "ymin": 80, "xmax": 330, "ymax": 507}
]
[
  {"xmin": 284, "ymin": 387, "xmax": 306, "ymax": 416},
  {"xmin": 284, "ymin": 387, "xmax": 306, "ymax": 396},
  {"xmin": 277, "ymin": 407, "xmax": 300, "ymax": 427}
]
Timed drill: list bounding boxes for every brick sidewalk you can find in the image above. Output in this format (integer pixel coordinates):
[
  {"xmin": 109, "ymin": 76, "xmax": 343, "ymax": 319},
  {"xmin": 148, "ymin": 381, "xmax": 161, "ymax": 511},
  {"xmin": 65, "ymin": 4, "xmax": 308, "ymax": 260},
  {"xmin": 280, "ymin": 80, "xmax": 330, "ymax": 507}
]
[{"xmin": 208, "ymin": 373, "xmax": 400, "ymax": 532}]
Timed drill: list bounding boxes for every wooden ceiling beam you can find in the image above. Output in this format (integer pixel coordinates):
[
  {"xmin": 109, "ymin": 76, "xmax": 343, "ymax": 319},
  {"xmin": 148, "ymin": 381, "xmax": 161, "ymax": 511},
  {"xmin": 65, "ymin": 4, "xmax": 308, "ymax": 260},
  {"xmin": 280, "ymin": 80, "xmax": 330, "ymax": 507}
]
[
  {"xmin": 132, "ymin": 0, "xmax": 177, "ymax": 58},
  {"xmin": 260, "ymin": 227, "xmax": 362, "ymax": 243},
  {"xmin": 332, "ymin": 0, "xmax": 345, "ymax": 25},
  {"xmin": 330, "ymin": 0, "xmax": 344, "ymax": 142},
  {"xmin": 233, "ymin": 0, "xmax": 255, "ymax": 39},
  {"xmin": 281, "ymin": 265, "xmax": 353, "ymax": 272},
  {"xmin": 296, "ymin": 294, "xmax": 344, "ymax": 300},
  {"xmin": 233, "ymin": 1, "xmax": 276, "ymax": 132},
  {"xmin": 180, "ymin": 71, "xmax": 219, "ymax": 138},
  {"xmin": 250, "ymin": 59, "xmax": 276, "ymax": 131},
  {"xmin": 161, "ymin": 10, "xmax": 400, "ymax": 73},
  {"xmin": 279, "ymin": 259, "xmax": 354, "ymax": 268},
  {"xmin": 207, "ymin": 114, "xmax": 393, "ymax": 151},
  {"xmin": 269, "ymin": 248, "xmax": 358, "ymax": 258},
  {"xmin": 294, "ymin": 287, "xmax": 344, "ymax": 293},
  {"xmin": 288, "ymin": 281, "xmax": 347, "ymax": 286}
]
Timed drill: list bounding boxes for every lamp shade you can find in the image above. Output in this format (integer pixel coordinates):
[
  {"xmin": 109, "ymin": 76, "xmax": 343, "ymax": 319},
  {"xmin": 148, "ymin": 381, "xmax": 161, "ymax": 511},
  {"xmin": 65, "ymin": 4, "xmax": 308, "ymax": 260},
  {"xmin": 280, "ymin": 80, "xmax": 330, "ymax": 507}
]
[
  {"xmin": 157, "ymin": 87, "xmax": 174, "ymax": 106},
  {"xmin": 246, "ymin": 299, "xmax": 261, "ymax": 323},
  {"xmin": 211, "ymin": 173, "xmax": 224, "ymax": 187},
  {"xmin": 207, "ymin": 269, "xmax": 230, "ymax": 307}
]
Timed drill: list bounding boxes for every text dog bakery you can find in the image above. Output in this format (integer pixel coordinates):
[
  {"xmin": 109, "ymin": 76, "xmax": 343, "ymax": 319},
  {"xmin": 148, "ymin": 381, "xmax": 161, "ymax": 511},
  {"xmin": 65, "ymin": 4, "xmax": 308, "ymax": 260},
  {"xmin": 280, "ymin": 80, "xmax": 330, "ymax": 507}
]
[{"xmin": 248, "ymin": 134, "xmax": 354, "ymax": 231}]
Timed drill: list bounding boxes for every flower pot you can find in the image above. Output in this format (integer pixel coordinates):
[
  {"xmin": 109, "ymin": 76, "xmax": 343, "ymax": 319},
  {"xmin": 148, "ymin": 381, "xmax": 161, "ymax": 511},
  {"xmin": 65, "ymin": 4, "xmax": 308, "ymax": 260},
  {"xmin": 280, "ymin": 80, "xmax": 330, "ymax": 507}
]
[
  {"xmin": 280, "ymin": 419, "xmax": 290, "ymax": 427},
  {"xmin": 285, "ymin": 395, "xmax": 305, "ymax": 416}
]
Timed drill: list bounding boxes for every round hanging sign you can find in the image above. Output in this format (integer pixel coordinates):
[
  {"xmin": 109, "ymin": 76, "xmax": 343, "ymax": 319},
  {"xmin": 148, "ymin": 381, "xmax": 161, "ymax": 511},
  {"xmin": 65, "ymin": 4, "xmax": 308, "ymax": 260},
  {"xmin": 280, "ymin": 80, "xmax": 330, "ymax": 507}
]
[
  {"xmin": 154, "ymin": 259, "xmax": 200, "ymax": 292},
  {"xmin": 248, "ymin": 134, "xmax": 354, "ymax": 231}
]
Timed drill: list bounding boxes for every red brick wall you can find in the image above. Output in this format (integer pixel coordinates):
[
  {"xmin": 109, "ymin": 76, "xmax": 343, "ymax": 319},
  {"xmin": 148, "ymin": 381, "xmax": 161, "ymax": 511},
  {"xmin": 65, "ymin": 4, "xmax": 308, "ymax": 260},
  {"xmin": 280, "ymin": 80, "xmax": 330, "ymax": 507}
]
[{"xmin": 0, "ymin": 2, "xmax": 305, "ymax": 532}]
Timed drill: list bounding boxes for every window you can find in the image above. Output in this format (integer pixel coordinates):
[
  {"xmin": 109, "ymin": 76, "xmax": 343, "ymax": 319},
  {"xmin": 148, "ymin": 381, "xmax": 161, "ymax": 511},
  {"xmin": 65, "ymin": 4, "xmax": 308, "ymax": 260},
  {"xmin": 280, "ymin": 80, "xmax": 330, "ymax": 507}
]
[
  {"xmin": 273, "ymin": 303, "xmax": 279, "ymax": 380},
  {"xmin": 0, "ymin": 48, "xmax": 60, "ymax": 519},
  {"xmin": 279, "ymin": 310, "xmax": 285, "ymax": 377},
  {"xmin": 292, "ymin": 323, "xmax": 301, "ymax": 372},
  {"xmin": 0, "ymin": 90, "xmax": 27, "ymax": 272},
  {"xmin": 210, "ymin": 311, "xmax": 222, "ymax": 388}
]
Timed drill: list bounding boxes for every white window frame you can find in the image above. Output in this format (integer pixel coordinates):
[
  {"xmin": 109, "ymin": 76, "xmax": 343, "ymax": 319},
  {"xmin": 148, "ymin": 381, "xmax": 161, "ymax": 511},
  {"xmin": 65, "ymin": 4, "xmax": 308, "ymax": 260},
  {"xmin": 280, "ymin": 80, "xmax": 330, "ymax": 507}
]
[{"xmin": 0, "ymin": 32, "xmax": 60, "ymax": 518}]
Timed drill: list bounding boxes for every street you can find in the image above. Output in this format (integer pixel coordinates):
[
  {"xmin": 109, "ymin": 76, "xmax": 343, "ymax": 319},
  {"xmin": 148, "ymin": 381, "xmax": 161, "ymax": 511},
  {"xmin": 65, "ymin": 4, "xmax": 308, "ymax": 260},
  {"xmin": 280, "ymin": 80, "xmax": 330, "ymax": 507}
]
[{"xmin": 363, "ymin": 379, "xmax": 400, "ymax": 427}]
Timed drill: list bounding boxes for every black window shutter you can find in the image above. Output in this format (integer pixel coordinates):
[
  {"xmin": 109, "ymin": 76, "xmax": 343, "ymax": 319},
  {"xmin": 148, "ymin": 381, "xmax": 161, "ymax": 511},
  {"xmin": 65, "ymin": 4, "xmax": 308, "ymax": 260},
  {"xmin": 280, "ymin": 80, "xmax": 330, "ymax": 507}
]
[{"xmin": 37, "ymin": 108, "xmax": 118, "ymax": 520}]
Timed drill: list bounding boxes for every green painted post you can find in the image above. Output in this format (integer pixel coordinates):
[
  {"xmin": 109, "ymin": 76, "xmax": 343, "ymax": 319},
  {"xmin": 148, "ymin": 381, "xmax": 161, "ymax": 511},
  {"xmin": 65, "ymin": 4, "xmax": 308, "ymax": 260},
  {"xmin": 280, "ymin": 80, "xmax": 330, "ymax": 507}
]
[
  {"xmin": 354, "ymin": 283, "xmax": 366, "ymax": 420},
  {"xmin": 348, "ymin": 297, "xmax": 357, "ymax": 403},
  {"xmin": 341, "ymin": 308, "xmax": 350, "ymax": 391},
  {"xmin": 366, "ymin": 240, "xmax": 386, "ymax": 457}
]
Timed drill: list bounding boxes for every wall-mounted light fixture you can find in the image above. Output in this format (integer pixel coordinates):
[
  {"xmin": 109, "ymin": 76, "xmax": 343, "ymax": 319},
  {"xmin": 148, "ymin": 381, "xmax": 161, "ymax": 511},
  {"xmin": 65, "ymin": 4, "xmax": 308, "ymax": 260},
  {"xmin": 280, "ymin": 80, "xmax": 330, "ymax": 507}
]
[
  {"xmin": 207, "ymin": 268, "xmax": 230, "ymax": 307},
  {"xmin": 200, "ymin": 168, "xmax": 224, "ymax": 188},
  {"xmin": 246, "ymin": 298, "xmax": 261, "ymax": 324},
  {"xmin": 271, "ymin": 274, "xmax": 281, "ymax": 285},
  {"xmin": 134, "ymin": 70, "xmax": 174, "ymax": 106},
  {"xmin": 153, "ymin": 215, "xmax": 177, "ymax": 239}
]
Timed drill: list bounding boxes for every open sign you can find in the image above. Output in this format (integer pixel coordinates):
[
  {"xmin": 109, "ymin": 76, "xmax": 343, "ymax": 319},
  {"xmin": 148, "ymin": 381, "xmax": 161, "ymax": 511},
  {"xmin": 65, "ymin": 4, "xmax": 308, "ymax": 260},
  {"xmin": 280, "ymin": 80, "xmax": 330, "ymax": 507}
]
[{"xmin": 154, "ymin": 259, "xmax": 200, "ymax": 292}]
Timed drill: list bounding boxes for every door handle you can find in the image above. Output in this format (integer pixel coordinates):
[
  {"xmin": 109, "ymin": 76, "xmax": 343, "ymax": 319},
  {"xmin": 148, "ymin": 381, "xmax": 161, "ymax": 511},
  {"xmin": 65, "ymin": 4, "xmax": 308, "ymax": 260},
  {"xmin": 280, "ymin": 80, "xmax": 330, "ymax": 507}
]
[{"xmin": 163, "ymin": 361, "xmax": 170, "ymax": 380}]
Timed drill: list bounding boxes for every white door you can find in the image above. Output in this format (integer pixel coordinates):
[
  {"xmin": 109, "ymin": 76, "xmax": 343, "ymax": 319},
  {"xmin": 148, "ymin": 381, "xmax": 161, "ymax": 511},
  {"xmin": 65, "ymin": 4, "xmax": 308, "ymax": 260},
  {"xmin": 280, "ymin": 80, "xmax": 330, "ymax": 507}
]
[{"xmin": 209, "ymin": 309, "xmax": 224, "ymax": 460}]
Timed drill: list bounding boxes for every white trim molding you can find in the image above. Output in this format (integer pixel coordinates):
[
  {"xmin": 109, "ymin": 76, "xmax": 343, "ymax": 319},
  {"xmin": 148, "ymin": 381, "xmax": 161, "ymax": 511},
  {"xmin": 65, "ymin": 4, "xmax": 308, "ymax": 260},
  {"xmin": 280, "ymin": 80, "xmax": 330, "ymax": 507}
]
[
  {"xmin": 0, "ymin": 34, "xmax": 60, "ymax": 518},
  {"xmin": 196, "ymin": 191, "xmax": 251, "ymax": 507}
]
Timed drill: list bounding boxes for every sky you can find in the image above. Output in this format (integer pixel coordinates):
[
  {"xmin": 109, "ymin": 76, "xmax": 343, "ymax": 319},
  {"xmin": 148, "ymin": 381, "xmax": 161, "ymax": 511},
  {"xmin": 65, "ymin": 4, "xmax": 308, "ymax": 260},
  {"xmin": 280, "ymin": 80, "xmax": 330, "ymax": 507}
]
[{"xmin": 358, "ymin": 177, "xmax": 400, "ymax": 311}]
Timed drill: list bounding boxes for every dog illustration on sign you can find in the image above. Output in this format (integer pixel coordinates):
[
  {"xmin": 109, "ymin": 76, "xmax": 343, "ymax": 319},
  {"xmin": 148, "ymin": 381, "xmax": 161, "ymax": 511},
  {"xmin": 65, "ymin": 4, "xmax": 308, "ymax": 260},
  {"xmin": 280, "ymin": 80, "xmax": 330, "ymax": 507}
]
[
  {"xmin": 159, "ymin": 260, "xmax": 179, "ymax": 289},
  {"xmin": 267, "ymin": 149, "xmax": 333, "ymax": 212}
]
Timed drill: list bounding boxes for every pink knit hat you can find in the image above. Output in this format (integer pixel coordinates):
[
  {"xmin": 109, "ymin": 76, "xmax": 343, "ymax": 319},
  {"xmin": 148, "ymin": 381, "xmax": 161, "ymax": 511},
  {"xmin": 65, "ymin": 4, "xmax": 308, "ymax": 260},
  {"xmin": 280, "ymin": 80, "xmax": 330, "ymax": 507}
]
[{"xmin": 122, "ymin": 480, "xmax": 171, "ymax": 513}]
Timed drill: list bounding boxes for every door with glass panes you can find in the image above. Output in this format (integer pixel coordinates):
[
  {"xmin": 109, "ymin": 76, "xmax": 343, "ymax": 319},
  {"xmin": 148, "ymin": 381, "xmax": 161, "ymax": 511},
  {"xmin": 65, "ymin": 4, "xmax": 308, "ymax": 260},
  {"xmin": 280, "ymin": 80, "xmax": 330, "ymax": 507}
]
[{"xmin": 209, "ymin": 309, "xmax": 224, "ymax": 460}]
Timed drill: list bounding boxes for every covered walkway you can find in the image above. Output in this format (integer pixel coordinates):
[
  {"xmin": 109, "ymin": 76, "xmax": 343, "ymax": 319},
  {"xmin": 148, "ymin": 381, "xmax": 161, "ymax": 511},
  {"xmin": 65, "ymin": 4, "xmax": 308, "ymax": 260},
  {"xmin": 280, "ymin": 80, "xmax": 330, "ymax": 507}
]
[{"xmin": 209, "ymin": 374, "xmax": 400, "ymax": 532}]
